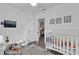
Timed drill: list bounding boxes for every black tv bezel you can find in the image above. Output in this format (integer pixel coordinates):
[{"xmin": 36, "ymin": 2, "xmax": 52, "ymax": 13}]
[{"xmin": 4, "ymin": 20, "xmax": 16, "ymax": 28}]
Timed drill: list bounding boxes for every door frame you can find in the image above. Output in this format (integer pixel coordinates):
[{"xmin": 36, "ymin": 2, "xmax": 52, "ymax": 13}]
[{"xmin": 37, "ymin": 18, "xmax": 45, "ymax": 45}]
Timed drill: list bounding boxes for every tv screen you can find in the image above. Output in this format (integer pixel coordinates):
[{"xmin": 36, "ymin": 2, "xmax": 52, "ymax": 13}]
[{"xmin": 4, "ymin": 20, "xmax": 16, "ymax": 28}]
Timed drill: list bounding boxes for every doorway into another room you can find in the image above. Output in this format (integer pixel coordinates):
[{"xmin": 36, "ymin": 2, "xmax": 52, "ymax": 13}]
[{"xmin": 38, "ymin": 18, "xmax": 45, "ymax": 49}]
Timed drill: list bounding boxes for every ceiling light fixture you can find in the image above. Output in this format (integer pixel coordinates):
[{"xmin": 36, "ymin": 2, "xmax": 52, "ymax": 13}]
[{"xmin": 30, "ymin": 3, "xmax": 37, "ymax": 6}]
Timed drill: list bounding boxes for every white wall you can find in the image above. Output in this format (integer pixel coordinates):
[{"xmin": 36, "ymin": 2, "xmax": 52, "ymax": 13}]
[
  {"xmin": 0, "ymin": 4, "xmax": 29, "ymax": 43},
  {"xmin": 20, "ymin": 3, "xmax": 79, "ymax": 44},
  {"xmin": 26, "ymin": 15, "xmax": 38, "ymax": 42},
  {"xmin": 1, "ymin": 3, "xmax": 79, "ymax": 45},
  {"xmin": 0, "ymin": 4, "xmax": 40, "ymax": 44},
  {"xmin": 35, "ymin": 4, "xmax": 79, "ymax": 42}
]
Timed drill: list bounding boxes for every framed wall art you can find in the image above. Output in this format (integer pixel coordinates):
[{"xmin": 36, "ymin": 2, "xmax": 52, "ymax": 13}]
[
  {"xmin": 64, "ymin": 15, "xmax": 71, "ymax": 23},
  {"xmin": 50, "ymin": 18, "xmax": 55, "ymax": 24},
  {"xmin": 56, "ymin": 17, "xmax": 62, "ymax": 24}
]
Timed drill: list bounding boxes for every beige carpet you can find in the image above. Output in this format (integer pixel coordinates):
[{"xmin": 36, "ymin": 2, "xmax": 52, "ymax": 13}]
[{"xmin": 21, "ymin": 44, "xmax": 53, "ymax": 55}]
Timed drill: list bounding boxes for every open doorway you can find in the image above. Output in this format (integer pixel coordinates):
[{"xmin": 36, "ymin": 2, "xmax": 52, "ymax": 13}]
[{"xmin": 38, "ymin": 18, "xmax": 45, "ymax": 49}]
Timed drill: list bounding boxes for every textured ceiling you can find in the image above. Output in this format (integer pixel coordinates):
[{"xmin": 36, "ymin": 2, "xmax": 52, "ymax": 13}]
[{"xmin": 1, "ymin": 3, "xmax": 61, "ymax": 14}]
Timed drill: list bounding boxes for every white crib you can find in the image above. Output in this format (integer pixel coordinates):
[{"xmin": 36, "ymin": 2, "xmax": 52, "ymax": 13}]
[{"xmin": 46, "ymin": 30, "xmax": 79, "ymax": 55}]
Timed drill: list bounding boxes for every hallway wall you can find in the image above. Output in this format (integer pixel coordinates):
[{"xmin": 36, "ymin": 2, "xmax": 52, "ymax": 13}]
[
  {"xmin": 35, "ymin": 3, "xmax": 79, "ymax": 45},
  {"xmin": 0, "ymin": 4, "xmax": 29, "ymax": 43},
  {"xmin": 1, "ymin": 3, "xmax": 79, "ymax": 45},
  {"xmin": 26, "ymin": 15, "xmax": 38, "ymax": 43}
]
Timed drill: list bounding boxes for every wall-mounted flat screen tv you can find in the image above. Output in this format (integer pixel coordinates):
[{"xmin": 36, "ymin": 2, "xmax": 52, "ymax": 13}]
[{"xmin": 4, "ymin": 20, "xmax": 16, "ymax": 28}]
